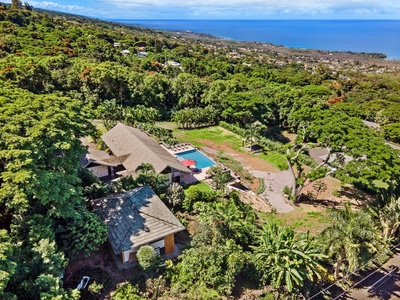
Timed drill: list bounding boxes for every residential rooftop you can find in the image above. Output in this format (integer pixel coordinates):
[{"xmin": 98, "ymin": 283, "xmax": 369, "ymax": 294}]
[
  {"xmin": 101, "ymin": 123, "xmax": 191, "ymax": 174},
  {"xmin": 92, "ymin": 186, "xmax": 185, "ymax": 255}
]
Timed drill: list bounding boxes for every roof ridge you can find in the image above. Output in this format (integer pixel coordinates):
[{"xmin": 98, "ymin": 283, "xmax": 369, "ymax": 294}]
[
  {"xmin": 134, "ymin": 208, "xmax": 183, "ymax": 229},
  {"xmin": 123, "ymin": 125, "xmax": 174, "ymax": 172},
  {"xmin": 116, "ymin": 123, "xmax": 139, "ymax": 156},
  {"xmin": 101, "ymin": 123, "xmax": 190, "ymax": 174},
  {"xmin": 133, "ymin": 187, "xmax": 182, "ymax": 228}
]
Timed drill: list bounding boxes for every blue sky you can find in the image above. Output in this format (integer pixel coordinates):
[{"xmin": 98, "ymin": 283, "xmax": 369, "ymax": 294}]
[{"xmin": 5, "ymin": 0, "xmax": 400, "ymax": 19}]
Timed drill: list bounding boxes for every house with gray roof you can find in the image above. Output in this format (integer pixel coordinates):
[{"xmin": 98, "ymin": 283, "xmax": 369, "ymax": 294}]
[
  {"xmin": 92, "ymin": 186, "xmax": 185, "ymax": 263},
  {"xmin": 83, "ymin": 123, "xmax": 191, "ymax": 182},
  {"xmin": 81, "ymin": 147, "xmax": 123, "ymax": 180},
  {"xmin": 80, "ymin": 137, "xmax": 128, "ymax": 180}
]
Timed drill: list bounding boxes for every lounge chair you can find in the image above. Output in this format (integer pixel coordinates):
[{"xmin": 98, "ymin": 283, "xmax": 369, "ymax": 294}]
[{"xmin": 77, "ymin": 276, "xmax": 90, "ymax": 290}]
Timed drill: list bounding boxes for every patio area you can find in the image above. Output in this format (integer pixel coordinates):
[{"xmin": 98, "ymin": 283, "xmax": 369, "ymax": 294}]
[
  {"xmin": 162, "ymin": 143, "xmax": 219, "ymax": 185},
  {"xmin": 162, "ymin": 143, "xmax": 195, "ymax": 154},
  {"xmin": 184, "ymin": 166, "xmax": 212, "ymax": 183}
]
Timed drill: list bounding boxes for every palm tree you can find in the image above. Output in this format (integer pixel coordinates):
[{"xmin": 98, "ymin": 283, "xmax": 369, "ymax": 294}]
[
  {"xmin": 136, "ymin": 162, "xmax": 155, "ymax": 176},
  {"xmin": 135, "ymin": 163, "xmax": 165, "ymax": 191},
  {"xmin": 252, "ymin": 223, "xmax": 326, "ymax": 292},
  {"xmin": 196, "ymin": 197, "xmax": 257, "ymax": 247},
  {"xmin": 217, "ymin": 201, "xmax": 249, "ymax": 243},
  {"xmin": 380, "ymin": 197, "xmax": 400, "ymax": 240},
  {"xmin": 171, "ymin": 109, "xmax": 184, "ymax": 128},
  {"xmin": 322, "ymin": 202, "xmax": 383, "ymax": 280},
  {"xmin": 165, "ymin": 182, "xmax": 185, "ymax": 207},
  {"xmin": 207, "ymin": 165, "xmax": 231, "ymax": 191},
  {"xmin": 370, "ymin": 197, "xmax": 400, "ymax": 241},
  {"xmin": 151, "ymin": 173, "xmax": 168, "ymax": 194},
  {"xmin": 244, "ymin": 121, "xmax": 265, "ymax": 153},
  {"xmin": 135, "ymin": 163, "xmax": 167, "ymax": 193}
]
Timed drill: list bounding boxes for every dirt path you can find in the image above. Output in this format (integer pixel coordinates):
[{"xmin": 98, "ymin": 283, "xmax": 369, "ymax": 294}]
[
  {"xmin": 251, "ymin": 170, "xmax": 294, "ymax": 213},
  {"xmin": 191, "ymin": 136, "xmax": 295, "ymax": 213},
  {"xmin": 200, "ymin": 141, "xmax": 279, "ymax": 173}
]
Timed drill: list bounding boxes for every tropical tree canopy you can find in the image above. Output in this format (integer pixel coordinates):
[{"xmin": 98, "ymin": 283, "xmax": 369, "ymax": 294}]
[
  {"xmin": 322, "ymin": 202, "xmax": 384, "ymax": 279},
  {"xmin": 252, "ymin": 223, "xmax": 326, "ymax": 292},
  {"xmin": 170, "ymin": 229, "xmax": 244, "ymax": 295}
]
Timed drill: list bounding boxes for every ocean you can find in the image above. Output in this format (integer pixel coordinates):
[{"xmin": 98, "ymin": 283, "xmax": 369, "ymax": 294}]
[{"xmin": 111, "ymin": 20, "xmax": 400, "ymax": 60}]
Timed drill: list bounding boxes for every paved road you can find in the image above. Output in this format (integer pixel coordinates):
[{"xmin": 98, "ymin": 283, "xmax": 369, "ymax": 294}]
[{"xmin": 347, "ymin": 250, "xmax": 400, "ymax": 300}]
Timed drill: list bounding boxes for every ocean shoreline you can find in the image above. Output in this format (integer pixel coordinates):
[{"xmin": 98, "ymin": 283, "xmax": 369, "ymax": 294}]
[{"xmin": 111, "ymin": 19, "xmax": 400, "ymax": 61}]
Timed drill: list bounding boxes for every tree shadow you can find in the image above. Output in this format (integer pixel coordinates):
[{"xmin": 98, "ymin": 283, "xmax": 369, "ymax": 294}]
[
  {"xmin": 249, "ymin": 144, "xmax": 263, "ymax": 153},
  {"xmin": 345, "ymin": 254, "xmax": 400, "ymax": 300},
  {"xmin": 368, "ymin": 271, "xmax": 400, "ymax": 300},
  {"xmin": 267, "ymin": 126, "xmax": 291, "ymax": 144},
  {"xmin": 297, "ymin": 194, "xmax": 339, "ymax": 208},
  {"xmin": 337, "ymin": 186, "xmax": 367, "ymax": 206}
]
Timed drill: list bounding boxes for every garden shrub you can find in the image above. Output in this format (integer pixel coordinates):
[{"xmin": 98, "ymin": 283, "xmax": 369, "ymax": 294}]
[{"xmin": 137, "ymin": 246, "xmax": 161, "ymax": 273}]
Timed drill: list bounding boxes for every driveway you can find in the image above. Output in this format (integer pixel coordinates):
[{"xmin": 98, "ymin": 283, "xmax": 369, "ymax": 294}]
[{"xmin": 250, "ymin": 169, "xmax": 294, "ymax": 213}]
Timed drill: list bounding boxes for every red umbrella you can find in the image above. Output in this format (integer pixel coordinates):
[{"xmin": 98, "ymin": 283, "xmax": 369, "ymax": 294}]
[{"xmin": 181, "ymin": 159, "xmax": 197, "ymax": 167}]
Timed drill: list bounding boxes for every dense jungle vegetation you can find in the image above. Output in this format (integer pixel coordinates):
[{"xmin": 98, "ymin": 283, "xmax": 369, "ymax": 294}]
[{"xmin": 0, "ymin": 2, "xmax": 400, "ymax": 299}]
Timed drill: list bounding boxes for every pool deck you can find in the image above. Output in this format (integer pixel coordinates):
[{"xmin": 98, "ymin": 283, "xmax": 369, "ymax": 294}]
[
  {"xmin": 162, "ymin": 143, "xmax": 195, "ymax": 154},
  {"xmin": 178, "ymin": 167, "xmax": 212, "ymax": 184},
  {"xmin": 192, "ymin": 166, "xmax": 211, "ymax": 181},
  {"xmin": 162, "ymin": 144, "xmax": 214, "ymax": 184}
]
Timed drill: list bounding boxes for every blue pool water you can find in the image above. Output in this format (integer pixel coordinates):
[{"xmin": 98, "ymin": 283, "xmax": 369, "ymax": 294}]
[{"xmin": 176, "ymin": 149, "xmax": 215, "ymax": 169}]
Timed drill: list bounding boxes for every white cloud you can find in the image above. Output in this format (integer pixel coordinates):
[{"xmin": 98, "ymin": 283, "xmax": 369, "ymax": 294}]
[
  {"xmin": 99, "ymin": 0, "xmax": 397, "ymax": 9},
  {"xmin": 29, "ymin": 1, "xmax": 86, "ymax": 11},
  {"xmin": 98, "ymin": 0, "xmax": 400, "ymax": 17},
  {"xmin": 7, "ymin": 0, "xmax": 398, "ymax": 18}
]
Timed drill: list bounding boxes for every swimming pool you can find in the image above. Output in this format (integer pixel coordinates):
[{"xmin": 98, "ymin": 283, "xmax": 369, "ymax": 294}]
[{"xmin": 176, "ymin": 149, "xmax": 215, "ymax": 169}]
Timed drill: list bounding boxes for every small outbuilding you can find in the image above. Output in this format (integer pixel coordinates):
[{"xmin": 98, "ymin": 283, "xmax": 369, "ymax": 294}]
[{"xmin": 92, "ymin": 186, "xmax": 185, "ymax": 263}]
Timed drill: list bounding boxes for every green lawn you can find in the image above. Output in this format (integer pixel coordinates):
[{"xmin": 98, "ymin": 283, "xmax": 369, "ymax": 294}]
[
  {"xmin": 183, "ymin": 181, "xmax": 212, "ymax": 193},
  {"xmin": 259, "ymin": 151, "xmax": 288, "ymax": 171},
  {"xmin": 175, "ymin": 126, "xmax": 243, "ymax": 149},
  {"xmin": 260, "ymin": 208, "xmax": 330, "ymax": 234},
  {"xmin": 91, "ymin": 119, "xmax": 108, "ymax": 134},
  {"xmin": 255, "ymin": 178, "xmax": 265, "ymax": 195},
  {"xmin": 159, "ymin": 123, "xmax": 288, "ymax": 170}
]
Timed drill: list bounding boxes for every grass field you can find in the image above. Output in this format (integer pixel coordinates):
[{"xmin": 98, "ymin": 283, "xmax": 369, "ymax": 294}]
[
  {"xmin": 183, "ymin": 181, "xmax": 212, "ymax": 193},
  {"xmin": 260, "ymin": 206, "xmax": 330, "ymax": 234},
  {"xmin": 159, "ymin": 123, "xmax": 288, "ymax": 170},
  {"xmin": 92, "ymin": 120, "xmax": 108, "ymax": 134},
  {"xmin": 175, "ymin": 126, "xmax": 243, "ymax": 149},
  {"xmin": 259, "ymin": 151, "xmax": 288, "ymax": 171}
]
